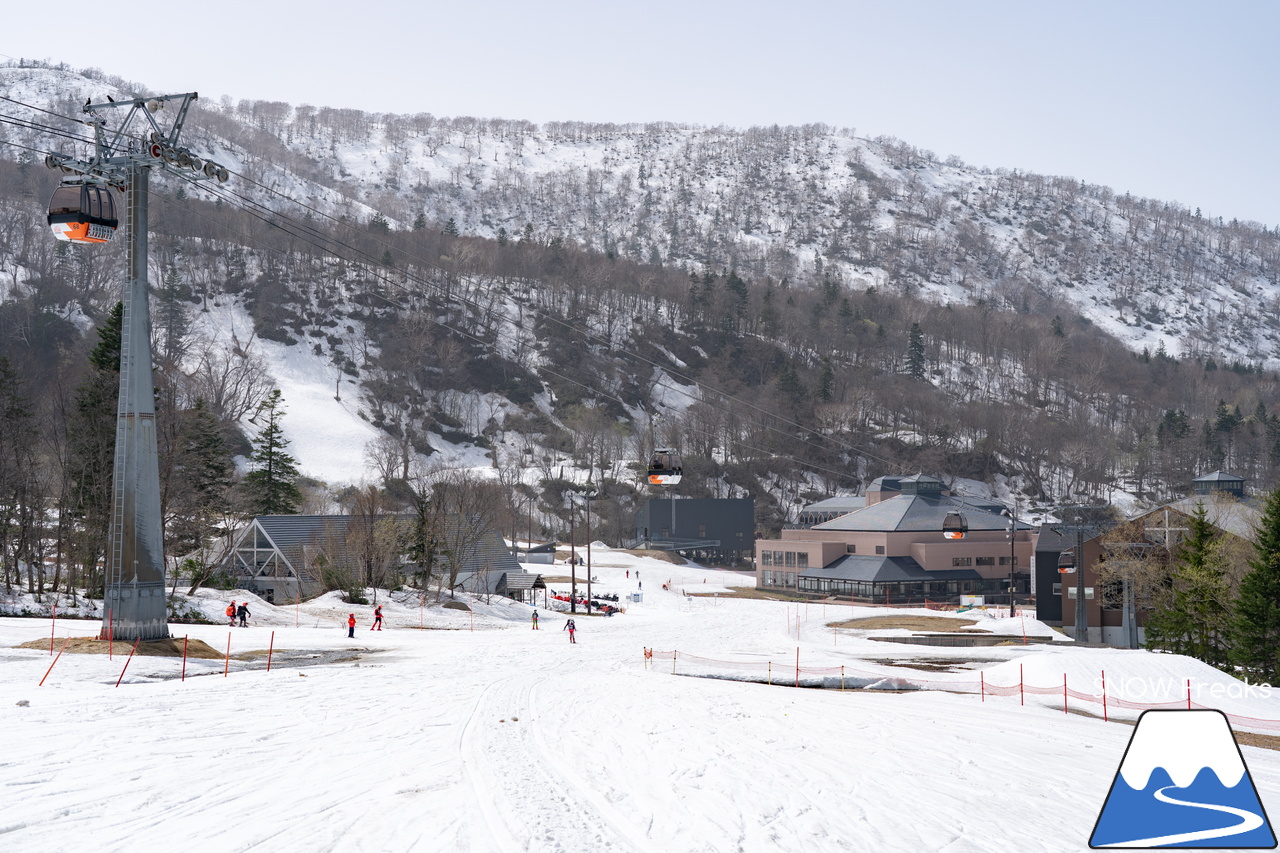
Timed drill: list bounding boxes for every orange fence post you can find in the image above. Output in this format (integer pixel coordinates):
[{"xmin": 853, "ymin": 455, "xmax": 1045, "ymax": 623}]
[
  {"xmin": 1063, "ymin": 673, "xmax": 1068, "ymax": 714},
  {"xmin": 980, "ymin": 672, "xmax": 985, "ymax": 702},
  {"xmin": 39, "ymin": 636, "xmax": 72, "ymax": 687},
  {"xmin": 267, "ymin": 631, "xmax": 276, "ymax": 672},
  {"xmin": 224, "ymin": 632, "xmax": 231, "ymax": 677},
  {"xmin": 115, "ymin": 638, "xmax": 141, "ymax": 688},
  {"xmin": 181, "ymin": 635, "xmax": 189, "ymax": 682},
  {"xmin": 1186, "ymin": 678, "xmax": 1191, "ymax": 709},
  {"xmin": 1102, "ymin": 670, "xmax": 1108, "ymax": 722}
]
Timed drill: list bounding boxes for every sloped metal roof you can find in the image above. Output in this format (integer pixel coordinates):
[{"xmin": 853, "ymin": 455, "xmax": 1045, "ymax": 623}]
[
  {"xmin": 799, "ymin": 555, "xmax": 981, "ymax": 583},
  {"xmin": 812, "ymin": 495, "xmax": 1026, "ymax": 533}
]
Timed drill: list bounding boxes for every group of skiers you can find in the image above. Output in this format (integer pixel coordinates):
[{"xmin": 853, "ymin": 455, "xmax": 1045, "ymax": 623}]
[
  {"xmin": 346, "ymin": 606, "xmax": 383, "ymax": 637},
  {"xmin": 531, "ymin": 609, "xmax": 578, "ymax": 643},
  {"xmin": 225, "ymin": 601, "xmax": 250, "ymax": 627}
]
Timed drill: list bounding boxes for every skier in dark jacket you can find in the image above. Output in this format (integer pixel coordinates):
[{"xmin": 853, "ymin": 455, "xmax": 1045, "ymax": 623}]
[
  {"xmin": 563, "ymin": 618, "xmax": 576, "ymax": 644},
  {"xmin": 236, "ymin": 602, "xmax": 250, "ymax": 627}
]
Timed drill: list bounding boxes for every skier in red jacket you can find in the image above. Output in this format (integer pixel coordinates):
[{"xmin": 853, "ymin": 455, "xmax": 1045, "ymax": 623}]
[
  {"xmin": 226, "ymin": 602, "xmax": 236, "ymax": 627},
  {"xmin": 347, "ymin": 614, "xmax": 356, "ymax": 638},
  {"xmin": 371, "ymin": 605, "xmax": 383, "ymax": 631}
]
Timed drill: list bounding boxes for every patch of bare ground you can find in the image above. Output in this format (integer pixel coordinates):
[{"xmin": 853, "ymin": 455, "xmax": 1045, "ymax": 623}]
[
  {"xmin": 17, "ymin": 637, "xmax": 224, "ymax": 659},
  {"xmin": 831, "ymin": 615, "xmax": 979, "ymax": 632},
  {"xmin": 688, "ymin": 588, "xmax": 807, "ymax": 601},
  {"xmin": 539, "ymin": 575, "xmax": 574, "ymax": 584},
  {"xmin": 618, "ymin": 549, "xmax": 687, "ymax": 565}
]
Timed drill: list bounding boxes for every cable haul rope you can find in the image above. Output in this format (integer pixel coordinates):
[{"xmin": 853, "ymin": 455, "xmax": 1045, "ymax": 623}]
[{"xmin": 642, "ymin": 648, "xmax": 1280, "ymax": 735}]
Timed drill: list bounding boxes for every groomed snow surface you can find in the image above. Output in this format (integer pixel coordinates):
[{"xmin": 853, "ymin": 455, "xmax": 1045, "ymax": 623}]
[{"xmin": 3, "ymin": 548, "xmax": 1280, "ymax": 852}]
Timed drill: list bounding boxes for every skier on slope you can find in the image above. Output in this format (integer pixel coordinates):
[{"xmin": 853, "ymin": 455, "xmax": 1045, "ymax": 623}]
[
  {"xmin": 371, "ymin": 605, "xmax": 383, "ymax": 631},
  {"xmin": 563, "ymin": 618, "xmax": 576, "ymax": 644},
  {"xmin": 236, "ymin": 601, "xmax": 251, "ymax": 627},
  {"xmin": 226, "ymin": 601, "xmax": 237, "ymax": 627},
  {"xmin": 347, "ymin": 613, "xmax": 356, "ymax": 638},
  {"xmin": 531, "ymin": 610, "xmax": 539, "ymax": 630}
]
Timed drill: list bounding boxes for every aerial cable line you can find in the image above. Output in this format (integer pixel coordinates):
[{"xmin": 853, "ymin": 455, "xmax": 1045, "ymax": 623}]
[
  {"xmin": 0, "ymin": 112, "xmax": 95, "ymax": 145},
  {"xmin": 0, "ymin": 93, "xmax": 93, "ymax": 126},
  {"xmin": 212, "ymin": 164, "xmax": 894, "ymax": 472},
  {"xmin": 159, "ymin": 177, "xmax": 862, "ymax": 484}
]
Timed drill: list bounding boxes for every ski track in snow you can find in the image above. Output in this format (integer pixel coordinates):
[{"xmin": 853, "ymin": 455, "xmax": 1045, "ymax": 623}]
[{"xmin": 2, "ymin": 555, "xmax": 1280, "ymax": 852}]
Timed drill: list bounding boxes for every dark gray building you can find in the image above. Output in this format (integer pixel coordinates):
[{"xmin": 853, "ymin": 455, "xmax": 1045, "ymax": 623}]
[{"xmin": 634, "ymin": 498, "xmax": 755, "ymax": 563}]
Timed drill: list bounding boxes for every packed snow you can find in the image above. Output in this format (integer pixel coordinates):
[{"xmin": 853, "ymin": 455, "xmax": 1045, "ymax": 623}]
[{"xmin": 3, "ymin": 547, "xmax": 1279, "ymax": 852}]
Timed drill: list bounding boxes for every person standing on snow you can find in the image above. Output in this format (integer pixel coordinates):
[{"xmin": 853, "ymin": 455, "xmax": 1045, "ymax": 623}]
[
  {"xmin": 226, "ymin": 601, "xmax": 237, "ymax": 627},
  {"xmin": 236, "ymin": 602, "xmax": 251, "ymax": 627},
  {"xmin": 531, "ymin": 610, "xmax": 539, "ymax": 630},
  {"xmin": 347, "ymin": 613, "xmax": 356, "ymax": 638},
  {"xmin": 563, "ymin": 618, "xmax": 576, "ymax": 644},
  {"xmin": 371, "ymin": 605, "xmax": 383, "ymax": 631}
]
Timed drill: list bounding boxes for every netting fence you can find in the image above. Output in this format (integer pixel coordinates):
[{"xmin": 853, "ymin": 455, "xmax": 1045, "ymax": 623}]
[{"xmin": 641, "ymin": 648, "xmax": 1280, "ymax": 735}]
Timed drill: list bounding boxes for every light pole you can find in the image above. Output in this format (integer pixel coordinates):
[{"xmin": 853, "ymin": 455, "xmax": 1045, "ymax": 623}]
[
  {"xmin": 584, "ymin": 487, "xmax": 599, "ymax": 612},
  {"xmin": 1002, "ymin": 506, "xmax": 1018, "ymax": 617},
  {"xmin": 566, "ymin": 496, "xmax": 577, "ymax": 614}
]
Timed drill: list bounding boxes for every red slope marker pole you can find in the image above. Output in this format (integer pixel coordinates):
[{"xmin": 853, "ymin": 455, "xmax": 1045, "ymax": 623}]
[
  {"xmin": 1019, "ymin": 663, "xmax": 1024, "ymax": 706},
  {"xmin": 40, "ymin": 636, "xmax": 72, "ymax": 686},
  {"xmin": 1186, "ymin": 678, "xmax": 1191, "ymax": 710},
  {"xmin": 267, "ymin": 631, "xmax": 275, "ymax": 672},
  {"xmin": 980, "ymin": 672, "xmax": 985, "ymax": 702},
  {"xmin": 1063, "ymin": 673, "xmax": 1068, "ymax": 714},
  {"xmin": 1102, "ymin": 670, "xmax": 1108, "ymax": 722},
  {"xmin": 795, "ymin": 647, "xmax": 800, "ymax": 688},
  {"xmin": 115, "ymin": 638, "xmax": 141, "ymax": 687}
]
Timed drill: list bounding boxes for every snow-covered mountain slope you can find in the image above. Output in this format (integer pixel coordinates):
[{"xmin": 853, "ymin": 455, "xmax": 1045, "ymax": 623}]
[{"xmin": 4, "ymin": 61, "xmax": 1279, "ymax": 368}]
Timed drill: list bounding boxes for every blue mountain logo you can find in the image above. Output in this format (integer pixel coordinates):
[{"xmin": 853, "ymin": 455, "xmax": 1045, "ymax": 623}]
[{"xmin": 1090, "ymin": 709, "xmax": 1276, "ymax": 848}]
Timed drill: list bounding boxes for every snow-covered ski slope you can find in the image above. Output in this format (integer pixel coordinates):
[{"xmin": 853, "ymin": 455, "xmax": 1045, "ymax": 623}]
[{"xmin": 3, "ymin": 547, "xmax": 1279, "ymax": 852}]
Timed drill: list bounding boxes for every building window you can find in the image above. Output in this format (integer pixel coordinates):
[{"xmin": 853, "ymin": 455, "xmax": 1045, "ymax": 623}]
[
  {"xmin": 761, "ymin": 551, "xmax": 773, "ymax": 566},
  {"xmin": 786, "ymin": 572, "xmax": 797, "ymax": 588},
  {"xmin": 875, "ymin": 545, "xmax": 885, "ymax": 555},
  {"xmin": 797, "ymin": 552, "xmax": 809, "ymax": 568},
  {"xmin": 773, "ymin": 551, "xmax": 784, "ymax": 565},
  {"xmin": 1066, "ymin": 587, "xmax": 1095, "ymax": 600},
  {"xmin": 784, "ymin": 552, "xmax": 795, "ymax": 567},
  {"xmin": 1052, "ymin": 583, "xmax": 1062, "ymax": 595},
  {"xmin": 976, "ymin": 557, "xmax": 995, "ymax": 566},
  {"xmin": 952, "ymin": 557, "xmax": 972, "ymax": 567},
  {"xmin": 999, "ymin": 556, "xmax": 1015, "ymax": 566},
  {"xmin": 846, "ymin": 544, "xmax": 856, "ymax": 554}
]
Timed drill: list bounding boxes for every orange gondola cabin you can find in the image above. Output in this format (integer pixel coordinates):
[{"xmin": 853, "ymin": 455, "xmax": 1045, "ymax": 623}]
[
  {"xmin": 647, "ymin": 448, "xmax": 683, "ymax": 486},
  {"xmin": 47, "ymin": 182, "xmax": 118, "ymax": 244}
]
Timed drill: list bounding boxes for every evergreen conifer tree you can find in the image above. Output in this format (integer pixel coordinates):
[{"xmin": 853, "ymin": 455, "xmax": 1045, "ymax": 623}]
[
  {"xmin": 243, "ymin": 390, "xmax": 302, "ymax": 516},
  {"xmin": 1145, "ymin": 503, "xmax": 1231, "ymax": 668},
  {"xmin": 906, "ymin": 322, "xmax": 926, "ymax": 380},
  {"xmin": 1231, "ymin": 487, "xmax": 1280, "ymax": 683}
]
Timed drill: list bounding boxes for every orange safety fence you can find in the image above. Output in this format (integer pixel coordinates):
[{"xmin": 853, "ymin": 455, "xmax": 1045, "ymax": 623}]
[{"xmin": 644, "ymin": 648, "xmax": 1280, "ymax": 734}]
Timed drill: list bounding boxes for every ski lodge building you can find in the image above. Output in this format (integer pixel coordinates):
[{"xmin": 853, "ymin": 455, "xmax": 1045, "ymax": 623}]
[{"xmin": 754, "ymin": 474, "xmax": 1033, "ymax": 605}]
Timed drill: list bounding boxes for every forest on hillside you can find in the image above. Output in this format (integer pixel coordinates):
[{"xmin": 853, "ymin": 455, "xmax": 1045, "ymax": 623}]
[{"xmin": 5, "ymin": 62, "xmax": 1280, "ymax": 598}]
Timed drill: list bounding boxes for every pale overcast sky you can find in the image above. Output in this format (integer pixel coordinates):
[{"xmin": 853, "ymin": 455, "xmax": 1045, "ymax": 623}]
[{"xmin": 6, "ymin": 0, "xmax": 1278, "ymax": 225}]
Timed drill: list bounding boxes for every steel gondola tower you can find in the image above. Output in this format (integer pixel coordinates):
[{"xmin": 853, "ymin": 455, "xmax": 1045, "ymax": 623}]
[{"xmin": 46, "ymin": 93, "xmax": 230, "ymax": 641}]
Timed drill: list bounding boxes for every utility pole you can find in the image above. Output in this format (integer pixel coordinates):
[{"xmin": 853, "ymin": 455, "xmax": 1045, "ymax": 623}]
[
  {"xmin": 1051, "ymin": 506, "xmax": 1110, "ymax": 644},
  {"xmin": 46, "ymin": 94, "xmax": 229, "ymax": 642}
]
